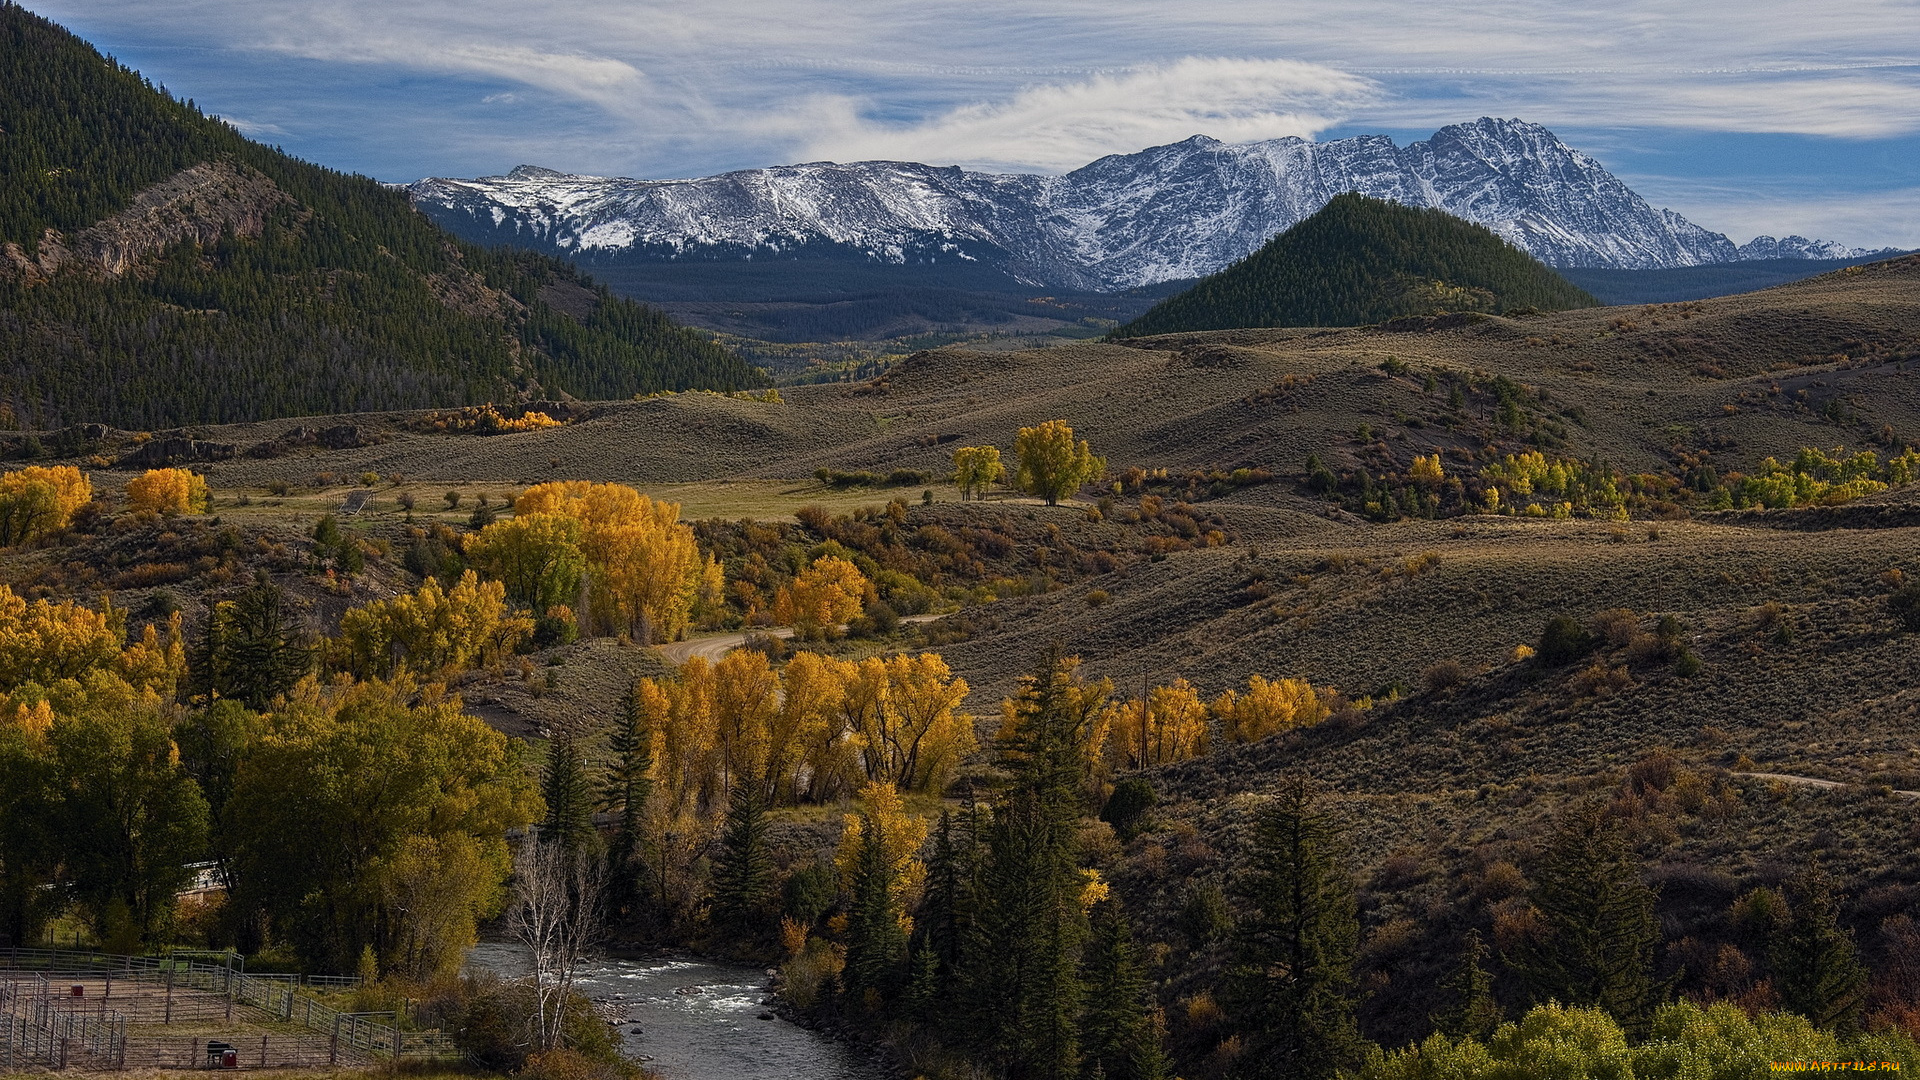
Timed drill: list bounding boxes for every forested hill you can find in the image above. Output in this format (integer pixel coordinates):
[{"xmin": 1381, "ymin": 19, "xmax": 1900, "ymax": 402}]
[
  {"xmin": 1115, "ymin": 193, "xmax": 1597, "ymax": 336},
  {"xmin": 0, "ymin": 3, "xmax": 763, "ymax": 430}
]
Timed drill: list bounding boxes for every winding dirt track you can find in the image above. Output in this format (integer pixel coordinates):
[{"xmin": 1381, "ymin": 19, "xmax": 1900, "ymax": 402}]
[
  {"xmin": 1734, "ymin": 771, "xmax": 1920, "ymax": 798},
  {"xmin": 656, "ymin": 613, "xmax": 945, "ymax": 666}
]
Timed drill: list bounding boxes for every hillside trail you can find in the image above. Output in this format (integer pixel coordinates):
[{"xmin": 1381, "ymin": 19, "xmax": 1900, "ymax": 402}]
[
  {"xmin": 656, "ymin": 614, "xmax": 944, "ymax": 665},
  {"xmin": 1734, "ymin": 771, "xmax": 1920, "ymax": 798}
]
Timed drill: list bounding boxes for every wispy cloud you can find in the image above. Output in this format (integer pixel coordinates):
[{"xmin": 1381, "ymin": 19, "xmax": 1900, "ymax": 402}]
[{"xmin": 791, "ymin": 58, "xmax": 1378, "ymax": 172}]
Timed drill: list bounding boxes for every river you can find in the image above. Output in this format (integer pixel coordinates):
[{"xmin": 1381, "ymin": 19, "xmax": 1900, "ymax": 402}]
[{"xmin": 465, "ymin": 943, "xmax": 886, "ymax": 1080}]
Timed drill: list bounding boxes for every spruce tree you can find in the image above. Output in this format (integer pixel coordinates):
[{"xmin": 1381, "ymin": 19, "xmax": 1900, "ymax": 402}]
[
  {"xmin": 918, "ymin": 807, "xmax": 982, "ymax": 1004},
  {"xmin": 1432, "ymin": 928, "xmax": 1501, "ymax": 1040},
  {"xmin": 602, "ymin": 679, "xmax": 654, "ymax": 894},
  {"xmin": 540, "ymin": 735, "xmax": 597, "ymax": 853},
  {"xmin": 842, "ymin": 806, "xmax": 909, "ymax": 1010},
  {"xmin": 1080, "ymin": 901, "xmax": 1168, "ymax": 1080},
  {"xmin": 1506, "ymin": 801, "xmax": 1664, "ymax": 1036},
  {"xmin": 1772, "ymin": 867, "xmax": 1868, "ymax": 1033},
  {"xmin": 189, "ymin": 573, "xmax": 312, "ymax": 710},
  {"xmin": 711, "ymin": 783, "xmax": 774, "ymax": 934},
  {"xmin": 1224, "ymin": 773, "xmax": 1362, "ymax": 1080},
  {"xmin": 968, "ymin": 647, "xmax": 1097, "ymax": 1079}
]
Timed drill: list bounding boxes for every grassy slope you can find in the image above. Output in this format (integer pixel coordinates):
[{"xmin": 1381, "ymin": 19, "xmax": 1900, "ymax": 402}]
[{"xmin": 1116, "ymin": 192, "xmax": 1597, "ymax": 336}]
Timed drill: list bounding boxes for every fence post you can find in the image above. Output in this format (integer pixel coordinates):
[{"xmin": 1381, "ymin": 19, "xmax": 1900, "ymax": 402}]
[
  {"xmin": 163, "ymin": 965, "xmax": 173, "ymax": 1024},
  {"xmin": 329, "ymin": 1015, "xmax": 339, "ymax": 1066},
  {"xmin": 260, "ymin": 1033, "xmax": 268, "ymax": 1067}
]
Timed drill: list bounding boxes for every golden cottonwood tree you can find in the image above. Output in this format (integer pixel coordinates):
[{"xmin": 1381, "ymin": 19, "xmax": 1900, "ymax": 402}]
[
  {"xmin": 333, "ymin": 570, "xmax": 532, "ymax": 680},
  {"xmin": 0, "ymin": 585, "xmax": 124, "ymax": 690},
  {"xmin": 952, "ymin": 445, "xmax": 1005, "ymax": 501},
  {"xmin": 1013, "ymin": 420, "xmax": 1105, "ymax": 506},
  {"xmin": 0, "ymin": 465, "xmax": 91, "ymax": 545},
  {"xmin": 844, "ymin": 653, "xmax": 972, "ymax": 794},
  {"xmin": 125, "ymin": 468, "xmax": 210, "ymax": 516},
  {"xmin": 464, "ymin": 512, "xmax": 585, "ymax": 612},
  {"xmin": 513, "ymin": 481, "xmax": 705, "ymax": 643},
  {"xmin": 1213, "ymin": 675, "xmax": 1327, "ymax": 742},
  {"xmin": 775, "ymin": 555, "xmax": 872, "ymax": 633},
  {"xmin": 1105, "ymin": 677, "xmax": 1210, "ymax": 768}
]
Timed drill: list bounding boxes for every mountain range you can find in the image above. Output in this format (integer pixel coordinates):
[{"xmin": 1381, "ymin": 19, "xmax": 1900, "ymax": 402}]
[{"xmin": 407, "ymin": 118, "xmax": 1887, "ymax": 293}]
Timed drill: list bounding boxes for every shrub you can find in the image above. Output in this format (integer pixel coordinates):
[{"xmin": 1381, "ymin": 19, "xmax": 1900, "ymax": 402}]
[
  {"xmin": 1892, "ymin": 583, "xmax": 1920, "ymax": 631},
  {"xmin": 1100, "ymin": 778, "xmax": 1157, "ymax": 842},
  {"xmin": 1422, "ymin": 659, "xmax": 1468, "ymax": 692},
  {"xmin": 1537, "ymin": 616, "xmax": 1595, "ymax": 665},
  {"xmin": 1591, "ymin": 607, "xmax": 1639, "ymax": 648},
  {"xmin": 1086, "ymin": 588, "xmax": 1111, "ymax": 607},
  {"xmin": 1178, "ymin": 881, "xmax": 1232, "ymax": 946},
  {"xmin": 1569, "ymin": 661, "xmax": 1634, "ymax": 697},
  {"xmin": 444, "ymin": 490, "xmax": 461, "ymax": 509}
]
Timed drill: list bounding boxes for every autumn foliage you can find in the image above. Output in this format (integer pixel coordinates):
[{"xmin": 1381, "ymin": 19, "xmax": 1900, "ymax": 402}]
[
  {"xmin": 0, "ymin": 465, "xmax": 91, "ymax": 545},
  {"xmin": 773, "ymin": 555, "xmax": 872, "ymax": 633},
  {"xmin": 333, "ymin": 570, "xmax": 532, "ymax": 680},
  {"xmin": 634, "ymin": 648, "xmax": 973, "ymax": 813},
  {"xmin": 125, "ymin": 467, "xmax": 210, "ymax": 516},
  {"xmin": 1014, "ymin": 420, "xmax": 1105, "ymax": 505},
  {"xmin": 512, "ymin": 481, "xmax": 706, "ymax": 643}
]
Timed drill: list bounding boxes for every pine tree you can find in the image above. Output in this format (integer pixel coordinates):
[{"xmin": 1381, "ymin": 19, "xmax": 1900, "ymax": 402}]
[
  {"xmin": 842, "ymin": 805, "xmax": 909, "ymax": 1010},
  {"xmin": 1772, "ymin": 867, "xmax": 1868, "ymax": 1033},
  {"xmin": 1506, "ymin": 801, "xmax": 1664, "ymax": 1036},
  {"xmin": 540, "ymin": 735, "xmax": 596, "ymax": 853},
  {"xmin": 1224, "ymin": 773, "xmax": 1361, "ymax": 1080},
  {"xmin": 711, "ymin": 783, "xmax": 774, "ymax": 934},
  {"xmin": 602, "ymin": 679, "xmax": 654, "ymax": 894},
  {"xmin": 1080, "ymin": 901, "xmax": 1168, "ymax": 1080},
  {"xmin": 1432, "ymin": 928, "xmax": 1501, "ymax": 1040}
]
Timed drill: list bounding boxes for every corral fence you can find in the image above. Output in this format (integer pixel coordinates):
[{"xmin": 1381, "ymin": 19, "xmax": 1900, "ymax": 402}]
[{"xmin": 0, "ymin": 949, "xmax": 456, "ymax": 1071}]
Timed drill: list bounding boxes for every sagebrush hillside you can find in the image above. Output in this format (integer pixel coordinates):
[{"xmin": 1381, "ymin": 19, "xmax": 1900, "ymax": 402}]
[
  {"xmin": 0, "ymin": 4, "xmax": 762, "ymax": 429},
  {"xmin": 1117, "ymin": 193, "xmax": 1597, "ymax": 336}
]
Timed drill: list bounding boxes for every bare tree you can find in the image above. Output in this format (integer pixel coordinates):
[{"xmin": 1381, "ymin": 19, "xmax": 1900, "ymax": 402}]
[{"xmin": 508, "ymin": 839, "xmax": 608, "ymax": 1051}]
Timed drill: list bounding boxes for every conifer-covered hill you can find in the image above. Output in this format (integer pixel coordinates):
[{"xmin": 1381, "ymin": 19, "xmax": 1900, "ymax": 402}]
[
  {"xmin": 0, "ymin": 3, "xmax": 763, "ymax": 430},
  {"xmin": 1115, "ymin": 193, "xmax": 1597, "ymax": 336}
]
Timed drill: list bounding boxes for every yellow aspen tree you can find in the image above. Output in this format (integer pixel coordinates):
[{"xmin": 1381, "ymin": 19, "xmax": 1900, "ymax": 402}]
[
  {"xmin": 0, "ymin": 465, "xmax": 92, "ymax": 544},
  {"xmin": 334, "ymin": 570, "xmax": 531, "ymax": 679},
  {"xmin": 114, "ymin": 612, "xmax": 188, "ymax": 696},
  {"xmin": 1107, "ymin": 679, "xmax": 1210, "ymax": 766},
  {"xmin": 1211, "ymin": 675, "xmax": 1327, "ymax": 743},
  {"xmin": 774, "ymin": 555, "xmax": 872, "ymax": 634},
  {"xmin": 842, "ymin": 657, "xmax": 893, "ymax": 785},
  {"xmin": 835, "ymin": 781, "xmax": 929, "ymax": 917},
  {"xmin": 0, "ymin": 584, "xmax": 123, "ymax": 690},
  {"xmin": 952, "ymin": 446, "xmax": 1005, "ymax": 501},
  {"xmin": 767, "ymin": 650, "xmax": 847, "ymax": 804},
  {"xmin": 1013, "ymin": 420, "xmax": 1105, "ymax": 505},
  {"xmin": 125, "ymin": 468, "xmax": 210, "ymax": 516},
  {"xmin": 877, "ymin": 653, "xmax": 972, "ymax": 794},
  {"xmin": 996, "ymin": 654, "xmax": 1113, "ymax": 773},
  {"xmin": 713, "ymin": 649, "xmax": 778, "ymax": 796},
  {"xmin": 513, "ymin": 481, "xmax": 708, "ymax": 644},
  {"xmin": 1409, "ymin": 454, "xmax": 1445, "ymax": 487}
]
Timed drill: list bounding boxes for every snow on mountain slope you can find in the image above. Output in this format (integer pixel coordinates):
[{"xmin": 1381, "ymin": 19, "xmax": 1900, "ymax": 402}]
[{"xmin": 407, "ymin": 119, "xmax": 1876, "ymax": 291}]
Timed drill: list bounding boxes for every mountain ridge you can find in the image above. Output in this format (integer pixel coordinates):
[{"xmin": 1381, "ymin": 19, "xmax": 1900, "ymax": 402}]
[{"xmin": 408, "ymin": 119, "xmax": 1888, "ymax": 292}]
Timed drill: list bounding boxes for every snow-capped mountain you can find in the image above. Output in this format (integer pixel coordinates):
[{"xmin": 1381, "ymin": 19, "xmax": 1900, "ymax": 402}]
[{"xmin": 407, "ymin": 119, "xmax": 1878, "ymax": 292}]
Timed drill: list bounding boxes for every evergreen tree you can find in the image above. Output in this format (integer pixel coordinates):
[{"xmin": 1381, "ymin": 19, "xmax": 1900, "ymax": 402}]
[
  {"xmin": 1080, "ymin": 901, "xmax": 1168, "ymax": 1080},
  {"xmin": 1432, "ymin": 928, "xmax": 1502, "ymax": 1040},
  {"xmin": 602, "ymin": 679, "xmax": 654, "ymax": 897},
  {"xmin": 842, "ymin": 804, "xmax": 909, "ymax": 1009},
  {"xmin": 1771, "ymin": 867, "xmax": 1868, "ymax": 1033},
  {"xmin": 711, "ymin": 783, "xmax": 774, "ymax": 933},
  {"xmin": 189, "ymin": 573, "xmax": 312, "ymax": 710},
  {"xmin": 917, "ymin": 807, "xmax": 982, "ymax": 1006},
  {"xmin": 967, "ymin": 647, "xmax": 1099, "ymax": 1079},
  {"xmin": 1506, "ymin": 802, "xmax": 1665, "ymax": 1036},
  {"xmin": 540, "ymin": 735, "xmax": 596, "ymax": 853},
  {"xmin": 1117, "ymin": 193, "xmax": 1596, "ymax": 336},
  {"xmin": 1224, "ymin": 773, "xmax": 1362, "ymax": 1080}
]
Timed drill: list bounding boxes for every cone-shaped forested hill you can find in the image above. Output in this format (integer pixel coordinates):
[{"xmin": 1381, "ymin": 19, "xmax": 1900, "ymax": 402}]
[
  {"xmin": 0, "ymin": 2, "xmax": 763, "ymax": 430},
  {"xmin": 1116, "ymin": 193, "xmax": 1597, "ymax": 336}
]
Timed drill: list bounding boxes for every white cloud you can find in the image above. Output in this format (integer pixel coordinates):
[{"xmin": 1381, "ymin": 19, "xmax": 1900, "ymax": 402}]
[
  {"xmin": 791, "ymin": 58, "xmax": 1378, "ymax": 172},
  {"xmin": 1631, "ymin": 181, "xmax": 1920, "ymax": 251}
]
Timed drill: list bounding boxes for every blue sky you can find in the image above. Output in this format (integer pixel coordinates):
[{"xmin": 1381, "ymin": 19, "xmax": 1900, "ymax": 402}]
[{"xmin": 30, "ymin": 0, "xmax": 1920, "ymax": 248}]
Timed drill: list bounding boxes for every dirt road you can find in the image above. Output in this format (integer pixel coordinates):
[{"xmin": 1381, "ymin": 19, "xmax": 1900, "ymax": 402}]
[
  {"xmin": 656, "ymin": 613, "xmax": 945, "ymax": 666},
  {"xmin": 1733, "ymin": 771, "xmax": 1920, "ymax": 798}
]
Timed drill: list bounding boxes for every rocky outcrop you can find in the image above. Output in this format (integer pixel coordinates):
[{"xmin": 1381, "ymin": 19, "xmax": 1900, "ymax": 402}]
[
  {"xmin": 2, "ymin": 161, "xmax": 292, "ymax": 283},
  {"xmin": 116, "ymin": 437, "xmax": 236, "ymax": 469}
]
